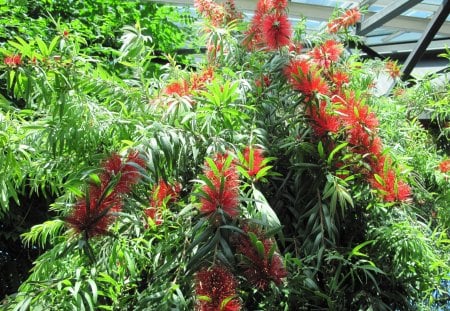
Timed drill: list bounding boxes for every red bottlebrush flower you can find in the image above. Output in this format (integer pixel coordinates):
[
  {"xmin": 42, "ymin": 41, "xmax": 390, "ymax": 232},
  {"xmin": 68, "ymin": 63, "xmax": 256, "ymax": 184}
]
[
  {"xmin": 284, "ymin": 58, "xmax": 310, "ymax": 82},
  {"xmin": 4, "ymin": 54, "xmax": 22, "ymax": 67},
  {"xmin": 385, "ymin": 60, "xmax": 401, "ymax": 79},
  {"xmin": 195, "ymin": 265, "xmax": 241, "ymax": 311},
  {"xmin": 310, "ymin": 39, "xmax": 343, "ymax": 68},
  {"xmin": 306, "ymin": 101, "xmax": 341, "ymax": 137},
  {"xmin": 66, "ymin": 190, "xmax": 123, "ymax": 238},
  {"xmin": 368, "ymin": 136, "xmax": 383, "ymax": 156},
  {"xmin": 271, "ymin": 0, "xmax": 288, "ymax": 12},
  {"xmin": 331, "ymin": 71, "xmax": 349, "ymax": 88},
  {"xmin": 150, "ymin": 179, "xmax": 181, "ymax": 208},
  {"xmin": 199, "ymin": 154, "xmax": 240, "ymax": 218},
  {"xmin": 284, "ymin": 59, "xmax": 329, "ymax": 96},
  {"xmin": 297, "ymin": 73, "xmax": 330, "ymax": 97},
  {"xmin": 101, "ymin": 151, "xmax": 145, "ymax": 194},
  {"xmin": 439, "ymin": 159, "xmax": 450, "ymax": 173},
  {"xmin": 341, "ymin": 8, "xmax": 361, "ymax": 28},
  {"xmin": 369, "ymin": 169, "xmax": 411, "ymax": 202},
  {"xmin": 243, "ymin": 146, "xmax": 266, "ymax": 178},
  {"xmin": 327, "ymin": 19, "xmax": 342, "ymax": 33},
  {"xmin": 261, "ymin": 13, "xmax": 292, "ymax": 50},
  {"xmin": 145, "ymin": 179, "xmax": 181, "ymax": 225},
  {"xmin": 236, "ymin": 226, "xmax": 287, "ymax": 290},
  {"xmin": 334, "ymin": 92, "xmax": 379, "ymax": 130},
  {"xmin": 163, "ymin": 80, "xmax": 191, "ymax": 97},
  {"xmin": 195, "ymin": 0, "xmax": 226, "ymax": 27},
  {"xmin": 191, "ymin": 67, "xmax": 215, "ymax": 91}
]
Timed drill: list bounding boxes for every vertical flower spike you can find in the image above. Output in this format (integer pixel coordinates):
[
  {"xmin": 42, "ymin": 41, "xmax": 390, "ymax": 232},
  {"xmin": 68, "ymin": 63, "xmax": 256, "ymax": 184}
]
[
  {"xmin": 195, "ymin": 265, "xmax": 241, "ymax": 311},
  {"xmin": 66, "ymin": 192, "xmax": 123, "ymax": 238},
  {"xmin": 102, "ymin": 150, "xmax": 146, "ymax": 194},
  {"xmin": 306, "ymin": 101, "xmax": 341, "ymax": 137},
  {"xmin": 327, "ymin": 7, "xmax": 361, "ymax": 33},
  {"xmin": 236, "ymin": 226, "xmax": 287, "ymax": 290},
  {"xmin": 284, "ymin": 58, "xmax": 330, "ymax": 97},
  {"xmin": 66, "ymin": 151, "xmax": 145, "ymax": 238},
  {"xmin": 244, "ymin": 0, "xmax": 292, "ymax": 50},
  {"xmin": 309, "ymin": 39, "xmax": 343, "ymax": 69},
  {"xmin": 145, "ymin": 179, "xmax": 182, "ymax": 225},
  {"xmin": 243, "ymin": 146, "xmax": 266, "ymax": 178},
  {"xmin": 199, "ymin": 154, "xmax": 240, "ymax": 218},
  {"xmin": 262, "ymin": 13, "xmax": 292, "ymax": 50}
]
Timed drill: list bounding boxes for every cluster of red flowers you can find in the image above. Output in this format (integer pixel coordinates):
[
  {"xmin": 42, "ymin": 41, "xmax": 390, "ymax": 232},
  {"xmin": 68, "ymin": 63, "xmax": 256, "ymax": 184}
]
[
  {"xmin": 163, "ymin": 67, "xmax": 215, "ymax": 98},
  {"xmin": 235, "ymin": 225, "xmax": 287, "ymax": 290},
  {"xmin": 439, "ymin": 159, "xmax": 450, "ymax": 173},
  {"xmin": 145, "ymin": 179, "xmax": 182, "ymax": 225},
  {"xmin": 199, "ymin": 153, "xmax": 240, "ymax": 218},
  {"xmin": 244, "ymin": 0, "xmax": 292, "ymax": 50},
  {"xmin": 66, "ymin": 151, "xmax": 145, "ymax": 238},
  {"xmin": 327, "ymin": 8, "xmax": 361, "ymax": 33},
  {"xmin": 195, "ymin": 265, "xmax": 241, "ymax": 311},
  {"xmin": 194, "ymin": 0, "xmax": 242, "ymax": 28},
  {"xmin": 284, "ymin": 36, "xmax": 411, "ymax": 202},
  {"xmin": 4, "ymin": 54, "xmax": 22, "ymax": 67}
]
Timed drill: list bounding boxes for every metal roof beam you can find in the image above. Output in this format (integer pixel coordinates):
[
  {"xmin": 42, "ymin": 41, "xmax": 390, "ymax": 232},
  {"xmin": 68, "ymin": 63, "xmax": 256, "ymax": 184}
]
[
  {"xmin": 401, "ymin": 0, "xmax": 450, "ymax": 78},
  {"xmin": 150, "ymin": 0, "xmax": 450, "ymax": 36},
  {"xmin": 358, "ymin": 0, "xmax": 423, "ymax": 35}
]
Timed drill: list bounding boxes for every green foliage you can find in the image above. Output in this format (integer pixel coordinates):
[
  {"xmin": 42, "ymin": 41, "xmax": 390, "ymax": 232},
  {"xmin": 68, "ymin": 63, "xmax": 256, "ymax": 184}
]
[{"xmin": 1, "ymin": 1, "xmax": 449, "ymax": 310}]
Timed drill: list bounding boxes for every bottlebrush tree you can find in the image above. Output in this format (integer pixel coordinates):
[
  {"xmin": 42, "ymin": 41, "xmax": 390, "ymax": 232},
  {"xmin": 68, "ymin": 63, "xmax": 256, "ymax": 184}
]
[{"xmin": 2, "ymin": 0, "xmax": 449, "ymax": 310}]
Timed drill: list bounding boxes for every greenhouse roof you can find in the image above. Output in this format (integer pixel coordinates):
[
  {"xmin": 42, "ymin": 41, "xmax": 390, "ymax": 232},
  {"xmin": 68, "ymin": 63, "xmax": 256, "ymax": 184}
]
[{"xmin": 153, "ymin": 0, "xmax": 450, "ymax": 77}]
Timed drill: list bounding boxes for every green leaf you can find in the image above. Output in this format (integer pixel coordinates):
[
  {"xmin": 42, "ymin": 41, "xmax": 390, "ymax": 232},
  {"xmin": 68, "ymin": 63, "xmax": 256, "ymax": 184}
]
[{"xmin": 252, "ymin": 184, "xmax": 281, "ymax": 228}]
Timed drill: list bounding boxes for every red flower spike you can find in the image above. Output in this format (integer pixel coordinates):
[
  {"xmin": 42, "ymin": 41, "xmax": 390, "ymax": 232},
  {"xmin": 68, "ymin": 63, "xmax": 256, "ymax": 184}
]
[
  {"xmin": 307, "ymin": 101, "xmax": 341, "ymax": 137},
  {"xmin": 163, "ymin": 80, "xmax": 191, "ymax": 97},
  {"xmin": 310, "ymin": 40, "xmax": 343, "ymax": 68},
  {"xmin": 439, "ymin": 159, "xmax": 450, "ymax": 173},
  {"xmin": 243, "ymin": 146, "xmax": 266, "ymax": 178},
  {"xmin": 195, "ymin": 265, "xmax": 241, "ymax": 311},
  {"xmin": 262, "ymin": 13, "xmax": 292, "ymax": 50},
  {"xmin": 200, "ymin": 154, "xmax": 240, "ymax": 218},
  {"xmin": 341, "ymin": 8, "xmax": 361, "ymax": 28},
  {"xmin": 66, "ymin": 192, "xmax": 123, "ymax": 238},
  {"xmin": 331, "ymin": 71, "xmax": 349, "ymax": 88},
  {"xmin": 146, "ymin": 179, "xmax": 181, "ymax": 225},
  {"xmin": 4, "ymin": 54, "xmax": 22, "ymax": 67},
  {"xmin": 101, "ymin": 151, "xmax": 145, "ymax": 194},
  {"xmin": 236, "ymin": 226, "xmax": 287, "ymax": 290}
]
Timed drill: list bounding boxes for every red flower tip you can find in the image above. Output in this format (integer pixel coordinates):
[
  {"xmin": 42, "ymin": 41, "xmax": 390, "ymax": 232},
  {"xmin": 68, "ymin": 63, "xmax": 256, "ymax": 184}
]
[
  {"xmin": 439, "ymin": 159, "xmax": 450, "ymax": 173},
  {"xmin": 243, "ymin": 146, "xmax": 266, "ymax": 178},
  {"xmin": 262, "ymin": 13, "xmax": 292, "ymax": 50},
  {"xmin": 4, "ymin": 54, "xmax": 22, "ymax": 67},
  {"xmin": 195, "ymin": 265, "xmax": 241, "ymax": 311},
  {"xmin": 163, "ymin": 80, "xmax": 191, "ymax": 97},
  {"xmin": 66, "ymin": 192, "xmax": 123, "ymax": 238},
  {"xmin": 200, "ymin": 154, "xmax": 240, "ymax": 218},
  {"xmin": 326, "ymin": 8, "xmax": 361, "ymax": 33},
  {"xmin": 236, "ymin": 226, "xmax": 287, "ymax": 290},
  {"xmin": 307, "ymin": 101, "xmax": 341, "ymax": 137},
  {"xmin": 102, "ymin": 151, "xmax": 145, "ymax": 194},
  {"xmin": 385, "ymin": 60, "xmax": 401, "ymax": 78},
  {"xmin": 310, "ymin": 39, "xmax": 343, "ymax": 68},
  {"xmin": 341, "ymin": 8, "xmax": 361, "ymax": 28}
]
